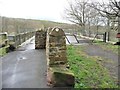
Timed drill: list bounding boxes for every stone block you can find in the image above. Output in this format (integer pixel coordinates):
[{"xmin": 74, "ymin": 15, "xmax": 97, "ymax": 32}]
[{"xmin": 47, "ymin": 66, "xmax": 75, "ymax": 87}]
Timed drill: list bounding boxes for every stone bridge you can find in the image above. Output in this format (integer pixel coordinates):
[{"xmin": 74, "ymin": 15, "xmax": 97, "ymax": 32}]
[{"xmin": 35, "ymin": 27, "xmax": 75, "ymax": 87}]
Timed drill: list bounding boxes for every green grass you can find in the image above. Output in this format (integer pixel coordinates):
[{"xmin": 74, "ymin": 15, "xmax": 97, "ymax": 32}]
[
  {"xmin": 0, "ymin": 46, "xmax": 9, "ymax": 56},
  {"xmin": 67, "ymin": 45, "xmax": 118, "ymax": 88},
  {"xmin": 93, "ymin": 40, "xmax": 119, "ymax": 54}
]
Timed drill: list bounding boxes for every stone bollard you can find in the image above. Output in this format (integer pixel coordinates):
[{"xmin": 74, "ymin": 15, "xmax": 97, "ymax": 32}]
[
  {"xmin": 46, "ymin": 27, "xmax": 75, "ymax": 87},
  {"xmin": 35, "ymin": 29, "xmax": 46, "ymax": 49}
]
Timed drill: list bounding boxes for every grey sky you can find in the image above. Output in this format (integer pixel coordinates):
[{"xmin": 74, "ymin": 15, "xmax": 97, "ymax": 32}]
[
  {"xmin": 0, "ymin": 0, "xmax": 69, "ymax": 23},
  {"xmin": 0, "ymin": 0, "xmax": 112, "ymax": 23}
]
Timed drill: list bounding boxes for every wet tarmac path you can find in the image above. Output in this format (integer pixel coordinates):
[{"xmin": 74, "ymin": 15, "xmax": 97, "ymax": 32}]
[{"xmin": 2, "ymin": 38, "xmax": 48, "ymax": 88}]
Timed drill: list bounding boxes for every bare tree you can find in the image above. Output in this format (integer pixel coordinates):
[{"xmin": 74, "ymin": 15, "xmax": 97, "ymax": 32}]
[
  {"xmin": 64, "ymin": 0, "xmax": 108, "ymax": 36},
  {"xmin": 90, "ymin": 0, "xmax": 120, "ymax": 17},
  {"xmin": 90, "ymin": 0, "xmax": 120, "ymax": 41},
  {"xmin": 65, "ymin": 0, "xmax": 91, "ymax": 35}
]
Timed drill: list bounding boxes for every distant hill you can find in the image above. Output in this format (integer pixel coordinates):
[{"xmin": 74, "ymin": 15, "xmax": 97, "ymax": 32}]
[{"xmin": 0, "ymin": 16, "xmax": 78, "ymax": 34}]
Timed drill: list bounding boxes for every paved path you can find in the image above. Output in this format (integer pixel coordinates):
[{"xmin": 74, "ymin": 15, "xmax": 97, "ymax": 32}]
[{"xmin": 2, "ymin": 38, "xmax": 48, "ymax": 88}]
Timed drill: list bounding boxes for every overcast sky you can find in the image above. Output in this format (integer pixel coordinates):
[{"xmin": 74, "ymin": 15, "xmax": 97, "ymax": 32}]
[
  {"xmin": 0, "ymin": 0, "xmax": 111, "ymax": 23},
  {"xmin": 0, "ymin": 0, "xmax": 69, "ymax": 23}
]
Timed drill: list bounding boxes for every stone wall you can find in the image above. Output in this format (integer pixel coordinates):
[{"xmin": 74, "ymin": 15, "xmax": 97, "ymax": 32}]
[
  {"xmin": 35, "ymin": 29, "xmax": 46, "ymax": 49},
  {"xmin": 46, "ymin": 27, "xmax": 75, "ymax": 87}
]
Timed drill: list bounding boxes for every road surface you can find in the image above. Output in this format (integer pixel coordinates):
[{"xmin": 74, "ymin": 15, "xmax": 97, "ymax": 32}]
[{"xmin": 2, "ymin": 38, "xmax": 48, "ymax": 88}]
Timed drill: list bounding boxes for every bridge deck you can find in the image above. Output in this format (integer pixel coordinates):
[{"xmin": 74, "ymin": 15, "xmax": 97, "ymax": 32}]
[{"xmin": 2, "ymin": 38, "xmax": 48, "ymax": 88}]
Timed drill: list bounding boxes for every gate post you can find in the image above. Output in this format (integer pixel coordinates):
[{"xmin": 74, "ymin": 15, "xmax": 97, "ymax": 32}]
[{"xmin": 103, "ymin": 32, "xmax": 107, "ymax": 42}]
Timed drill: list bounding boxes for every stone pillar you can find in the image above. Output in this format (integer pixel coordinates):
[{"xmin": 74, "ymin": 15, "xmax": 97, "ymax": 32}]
[
  {"xmin": 46, "ymin": 27, "xmax": 75, "ymax": 87},
  {"xmin": 35, "ymin": 29, "xmax": 46, "ymax": 49},
  {"xmin": 46, "ymin": 27, "xmax": 67, "ymax": 66}
]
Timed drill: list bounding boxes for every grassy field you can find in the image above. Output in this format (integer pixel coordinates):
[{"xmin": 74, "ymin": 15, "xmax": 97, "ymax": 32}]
[{"xmin": 67, "ymin": 45, "xmax": 118, "ymax": 88}]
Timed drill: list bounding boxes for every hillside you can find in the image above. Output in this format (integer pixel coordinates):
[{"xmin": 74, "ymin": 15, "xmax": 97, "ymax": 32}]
[{"xmin": 0, "ymin": 16, "xmax": 78, "ymax": 34}]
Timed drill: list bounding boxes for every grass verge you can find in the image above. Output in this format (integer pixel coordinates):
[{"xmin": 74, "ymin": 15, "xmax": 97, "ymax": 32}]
[
  {"xmin": 0, "ymin": 46, "xmax": 9, "ymax": 56},
  {"xmin": 67, "ymin": 45, "xmax": 118, "ymax": 88}
]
